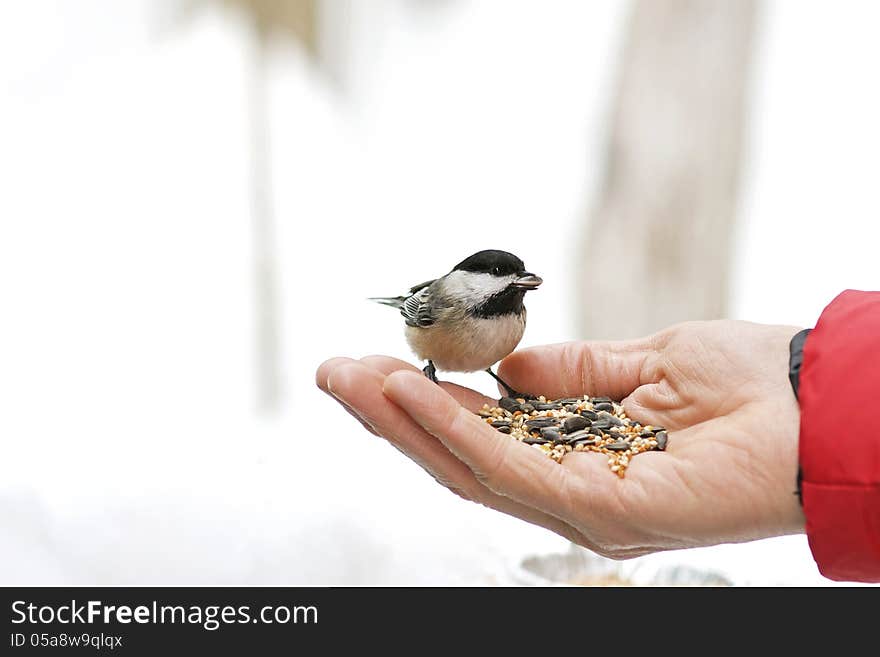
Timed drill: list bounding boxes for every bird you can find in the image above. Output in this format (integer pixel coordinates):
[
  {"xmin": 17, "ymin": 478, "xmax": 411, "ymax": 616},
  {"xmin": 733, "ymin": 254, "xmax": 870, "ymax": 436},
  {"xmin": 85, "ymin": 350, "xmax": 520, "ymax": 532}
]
[{"xmin": 371, "ymin": 249, "xmax": 542, "ymax": 398}]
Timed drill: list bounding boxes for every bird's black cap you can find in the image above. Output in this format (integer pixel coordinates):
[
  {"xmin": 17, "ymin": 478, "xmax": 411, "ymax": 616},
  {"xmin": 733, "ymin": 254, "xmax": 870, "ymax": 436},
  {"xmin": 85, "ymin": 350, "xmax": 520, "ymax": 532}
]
[{"xmin": 451, "ymin": 250, "xmax": 526, "ymax": 277}]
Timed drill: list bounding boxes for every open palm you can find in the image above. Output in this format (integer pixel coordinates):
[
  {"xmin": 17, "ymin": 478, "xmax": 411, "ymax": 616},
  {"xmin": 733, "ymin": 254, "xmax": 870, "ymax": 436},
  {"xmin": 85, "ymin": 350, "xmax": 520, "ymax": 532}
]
[{"xmin": 316, "ymin": 320, "xmax": 805, "ymax": 559}]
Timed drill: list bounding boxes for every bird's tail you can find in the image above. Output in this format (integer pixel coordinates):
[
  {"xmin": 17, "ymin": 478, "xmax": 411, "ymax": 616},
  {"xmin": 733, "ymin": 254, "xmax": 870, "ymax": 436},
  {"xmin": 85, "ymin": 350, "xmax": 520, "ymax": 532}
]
[{"xmin": 369, "ymin": 296, "xmax": 407, "ymax": 309}]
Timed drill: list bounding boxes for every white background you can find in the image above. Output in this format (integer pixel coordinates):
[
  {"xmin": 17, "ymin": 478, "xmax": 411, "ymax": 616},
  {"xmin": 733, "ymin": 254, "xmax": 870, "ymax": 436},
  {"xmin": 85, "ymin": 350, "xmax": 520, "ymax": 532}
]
[{"xmin": 1, "ymin": 0, "xmax": 877, "ymax": 585}]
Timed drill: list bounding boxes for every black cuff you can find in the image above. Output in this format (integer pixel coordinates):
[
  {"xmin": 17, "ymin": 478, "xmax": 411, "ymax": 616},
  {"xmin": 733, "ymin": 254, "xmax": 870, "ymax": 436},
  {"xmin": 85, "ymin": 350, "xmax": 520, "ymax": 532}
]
[
  {"xmin": 788, "ymin": 328, "xmax": 811, "ymax": 401},
  {"xmin": 789, "ymin": 328, "xmax": 811, "ymax": 506}
]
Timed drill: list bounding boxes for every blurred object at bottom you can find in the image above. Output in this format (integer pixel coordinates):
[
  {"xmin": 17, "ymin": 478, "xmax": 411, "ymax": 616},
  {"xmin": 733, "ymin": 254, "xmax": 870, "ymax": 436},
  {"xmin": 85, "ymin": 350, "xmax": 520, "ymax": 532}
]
[{"xmin": 508, "ymin": 543, "xmax": 734, "ymax": 587}]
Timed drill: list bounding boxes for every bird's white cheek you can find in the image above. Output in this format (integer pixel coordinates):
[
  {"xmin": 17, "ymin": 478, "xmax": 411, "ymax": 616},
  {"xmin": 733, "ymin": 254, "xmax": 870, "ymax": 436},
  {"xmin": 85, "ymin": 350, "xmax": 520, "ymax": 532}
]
[{"xmin": 442, "ymin": 271, "xmax": 512, "ymax": 306}]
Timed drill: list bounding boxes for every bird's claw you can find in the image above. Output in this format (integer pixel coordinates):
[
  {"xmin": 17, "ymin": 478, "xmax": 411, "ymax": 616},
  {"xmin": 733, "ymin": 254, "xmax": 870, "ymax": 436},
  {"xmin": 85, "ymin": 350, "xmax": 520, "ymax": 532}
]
[
  {"xmin": 485, "ymin": 368, "xmax": 531, "ymax": 401},
  {"xmin": 422, "ymin": 361, "xmax": 439, "ymax": 384}
]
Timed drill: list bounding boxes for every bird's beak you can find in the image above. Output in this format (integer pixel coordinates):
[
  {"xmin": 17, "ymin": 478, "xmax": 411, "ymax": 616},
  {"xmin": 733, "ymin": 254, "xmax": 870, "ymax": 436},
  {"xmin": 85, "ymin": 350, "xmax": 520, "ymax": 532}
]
[{"xmin": 511, "ymin": 273, "xmax": 543, "ymax": 290}]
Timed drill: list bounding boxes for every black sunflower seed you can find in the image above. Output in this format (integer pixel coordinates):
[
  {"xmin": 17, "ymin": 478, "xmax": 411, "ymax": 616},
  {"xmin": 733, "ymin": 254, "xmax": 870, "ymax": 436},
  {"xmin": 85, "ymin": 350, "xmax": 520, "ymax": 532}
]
[
  {"xmin": 524, "ymin": 417, "xmax": 559, "ymax": 430},
  {"xmin": 562, "ymin": 415, "xmax": 590, "ymax": 434},
  {"xmin": 597, "ymin": 411, "xmax": 624, "ymax": 427},
  {"xmin": 605, "ymin": 442, "xmax": 629, "ymax": 451},
  {"xmin": 499, "ymin": 397, "xmax": 522, "ymax": 413},
  {"xmin": 563, "ymin": 429, "xmax": 589, "ymax": 443},
  {"xmin": 655, "ymin": 431, "xmax": 668, "ymax": 451}
]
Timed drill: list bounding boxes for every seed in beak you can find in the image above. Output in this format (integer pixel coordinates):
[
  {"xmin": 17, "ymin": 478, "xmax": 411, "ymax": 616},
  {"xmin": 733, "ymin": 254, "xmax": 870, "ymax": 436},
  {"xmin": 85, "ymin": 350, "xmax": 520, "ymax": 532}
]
[{"xmin": 512, "ymin": 273, "xmax": 543, "ymax": 290}]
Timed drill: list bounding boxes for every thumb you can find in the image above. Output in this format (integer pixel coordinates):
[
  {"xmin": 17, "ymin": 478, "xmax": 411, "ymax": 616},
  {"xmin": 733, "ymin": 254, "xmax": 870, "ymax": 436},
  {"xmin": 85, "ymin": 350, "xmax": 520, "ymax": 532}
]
[{"xmin": 497, "ymin": 339, "xmax": 654, "ymax": 401}]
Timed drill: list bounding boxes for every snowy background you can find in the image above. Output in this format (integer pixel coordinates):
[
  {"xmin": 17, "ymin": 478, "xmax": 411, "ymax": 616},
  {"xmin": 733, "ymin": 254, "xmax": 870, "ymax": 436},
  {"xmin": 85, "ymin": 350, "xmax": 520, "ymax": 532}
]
[{"xmin": 1, "ymin": 0, "xmax": 878, "ymax": 585}]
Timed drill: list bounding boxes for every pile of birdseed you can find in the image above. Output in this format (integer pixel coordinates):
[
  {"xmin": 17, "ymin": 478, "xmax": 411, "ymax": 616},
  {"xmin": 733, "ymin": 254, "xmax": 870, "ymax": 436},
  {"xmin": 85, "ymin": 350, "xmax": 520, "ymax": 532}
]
[{"xmin": 477, "ymin": 395, "xmax": 668, "ymax": 478}]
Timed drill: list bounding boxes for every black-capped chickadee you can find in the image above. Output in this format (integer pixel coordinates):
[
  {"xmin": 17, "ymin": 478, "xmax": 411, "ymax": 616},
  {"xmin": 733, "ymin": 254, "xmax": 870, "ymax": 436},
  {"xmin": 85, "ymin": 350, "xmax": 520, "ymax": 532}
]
[{"xmin": 371, "ymin": 249, "xmax": 542, "ymax": 397}]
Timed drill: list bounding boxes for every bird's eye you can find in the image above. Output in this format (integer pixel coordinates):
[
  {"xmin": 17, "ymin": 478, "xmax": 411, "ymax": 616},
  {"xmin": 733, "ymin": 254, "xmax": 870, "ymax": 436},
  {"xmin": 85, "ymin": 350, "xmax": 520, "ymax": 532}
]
[{"xmin": 492, "ymin": 266, "xmax": 502, "ymax": 276}]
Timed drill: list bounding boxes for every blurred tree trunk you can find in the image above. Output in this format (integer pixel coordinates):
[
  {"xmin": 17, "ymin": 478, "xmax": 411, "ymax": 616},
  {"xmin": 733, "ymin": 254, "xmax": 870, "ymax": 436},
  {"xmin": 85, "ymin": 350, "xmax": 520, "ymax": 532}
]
[
  {"xmin": 577, "ymin": 0, "xmax": 759, "ymax": 339},
  {"xmin": 239, "ymin": 1, "xmax": 316, "ymax": 411},
  {"xmin": 247, "ymin": 34, "xmax": 280, "ymax": 411},
  {"xmin": 186, "ymin": 0, "xmax": 319, "ymax": 410},
  {"xmin": 215, "ymin": 0, "xmax": 318, "ymax": 51}
]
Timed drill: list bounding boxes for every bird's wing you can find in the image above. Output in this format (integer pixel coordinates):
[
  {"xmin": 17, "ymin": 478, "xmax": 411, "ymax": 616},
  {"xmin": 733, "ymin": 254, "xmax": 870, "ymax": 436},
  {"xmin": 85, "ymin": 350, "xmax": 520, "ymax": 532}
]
[
  {"xmin": 408, "ymin": 279, "xmax": 435, "ymax": 294},
  {"xmin": 400, "ymin": 281, "xmax": 439, "ymax": 328}
]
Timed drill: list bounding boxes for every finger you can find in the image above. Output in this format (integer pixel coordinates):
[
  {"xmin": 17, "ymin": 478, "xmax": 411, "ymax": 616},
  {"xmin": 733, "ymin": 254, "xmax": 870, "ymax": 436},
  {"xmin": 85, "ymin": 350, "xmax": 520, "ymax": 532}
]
[
  {"xmin": 316, "ymin": 357, "xmax": 379, "ymax": 435},
  {"xmin": 497, "ymin": 339, "xmax": 655, "ymax": 401},
  {"xmin": 358, "ymin": 354, "xmax": 420, "ymax": 376},
  {"xmin": 337, "ymin": 398, "xmax": 381, "ymax": 436},
  {"xmin": 327, "ymin": 361, "xmax": 588, "ymax": 542},
  {"xmin": 383, "ymin": 369, "xmax": 609, "ymax": 522},
  {"xmin": 328, "ymin": 362, "xmax": 469, "ymax": 476},
  {"xmin": 316, "ymin": 356, "xmax": 358, "ymax": 394},
  {"xmin": 359, "ymin": 354, "xmax": 496, "ymax": 412}
]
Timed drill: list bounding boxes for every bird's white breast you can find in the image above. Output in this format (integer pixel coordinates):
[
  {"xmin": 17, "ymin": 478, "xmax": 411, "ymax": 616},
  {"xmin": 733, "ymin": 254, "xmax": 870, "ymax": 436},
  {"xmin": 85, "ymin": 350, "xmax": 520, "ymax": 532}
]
[{"xmin": 405, "ymin": 312, "xmax": 526, "ymax": 373}]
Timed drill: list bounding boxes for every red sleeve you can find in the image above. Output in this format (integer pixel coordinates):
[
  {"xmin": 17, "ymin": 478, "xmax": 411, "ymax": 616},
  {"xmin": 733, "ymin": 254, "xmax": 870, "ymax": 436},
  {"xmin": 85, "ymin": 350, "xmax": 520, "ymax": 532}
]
[{"xmin": 799, "ymin": 289, "xmax": 880, "ymax": 582}]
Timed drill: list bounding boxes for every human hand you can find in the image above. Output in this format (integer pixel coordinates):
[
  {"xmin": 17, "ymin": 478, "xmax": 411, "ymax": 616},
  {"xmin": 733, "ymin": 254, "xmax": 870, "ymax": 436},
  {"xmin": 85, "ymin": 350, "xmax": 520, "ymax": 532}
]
[{"xmin": 316, "ymin": 320, "xmax": 805, "ymax": 559}]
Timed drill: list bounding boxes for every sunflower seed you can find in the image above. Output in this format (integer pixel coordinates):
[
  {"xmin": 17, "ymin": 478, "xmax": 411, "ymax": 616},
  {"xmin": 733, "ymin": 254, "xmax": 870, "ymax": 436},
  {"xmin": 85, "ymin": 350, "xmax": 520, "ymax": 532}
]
[
  {"xmin": 499, "ymin": 397, "xmax": 522, "ymax": 413},
  {"xmin": 597, "ymin": 411, "xmax": 625, "ymax": 427},
  {"xmin": 565, "ymin": 430, "xmax": 600, "ymax": 445},
  {"xmin": 562, "ymin": 415, "xmax": 590, "ymax": 434},
  {"xmin": 524, "ymin": 417, "xmax": 559, "ymax": 430},
  {"xmin": 563, "ymin": 429, "xmax": 589, "ymax": 443},
  {"xmin": 655, "ymin": 431, "xmax": 668, "ymax": 450}
]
